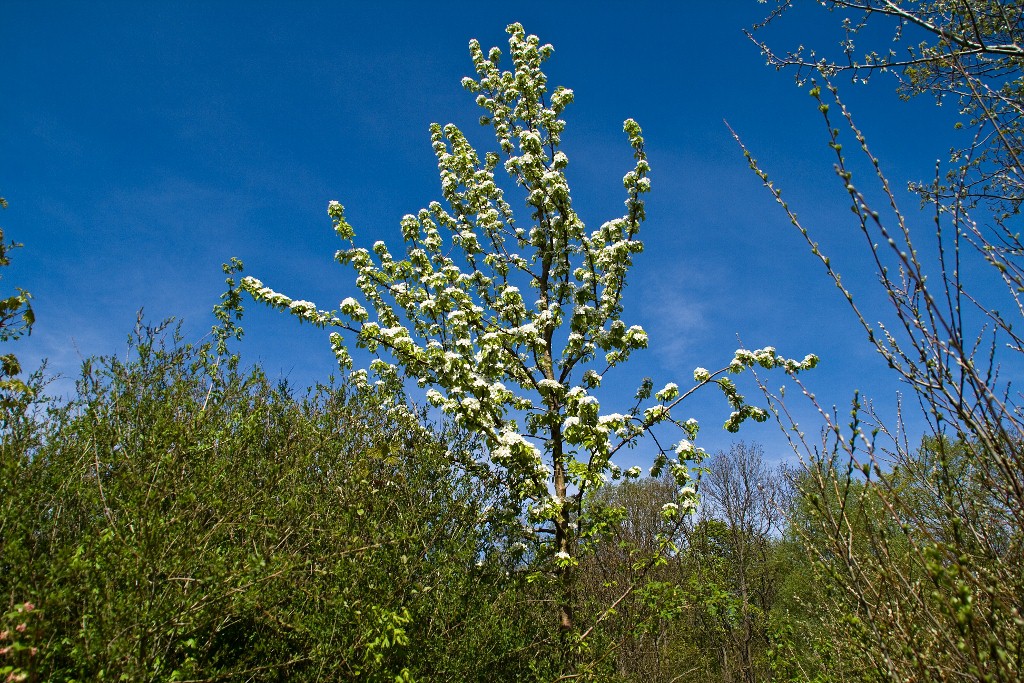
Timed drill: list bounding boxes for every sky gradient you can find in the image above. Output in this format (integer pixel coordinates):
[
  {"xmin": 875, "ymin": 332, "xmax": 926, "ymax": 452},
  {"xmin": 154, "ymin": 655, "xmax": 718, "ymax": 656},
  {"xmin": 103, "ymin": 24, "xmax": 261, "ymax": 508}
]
[{"xmin": 2, "ymin": 2, "xmax": 967, "ymax": 462}]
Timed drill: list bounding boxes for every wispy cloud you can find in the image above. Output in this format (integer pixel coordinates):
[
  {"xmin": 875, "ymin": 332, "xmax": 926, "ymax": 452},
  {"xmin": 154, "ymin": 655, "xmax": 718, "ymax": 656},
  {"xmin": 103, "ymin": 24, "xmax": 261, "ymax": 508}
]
[{"xmin": 635, "ymin": 278, "xmax": 709, "ymax": 373}]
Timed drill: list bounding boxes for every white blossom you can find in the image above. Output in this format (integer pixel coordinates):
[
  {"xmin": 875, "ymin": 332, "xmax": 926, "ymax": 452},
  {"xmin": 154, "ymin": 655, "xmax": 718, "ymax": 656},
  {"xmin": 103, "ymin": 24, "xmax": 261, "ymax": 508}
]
[
  {"xmin": 655, "ymin": 382, "xmax": 679, "ymax": 401},
  {"xmin": 537, "ymin": 378, "xmax": 564, "ymax": 392}
]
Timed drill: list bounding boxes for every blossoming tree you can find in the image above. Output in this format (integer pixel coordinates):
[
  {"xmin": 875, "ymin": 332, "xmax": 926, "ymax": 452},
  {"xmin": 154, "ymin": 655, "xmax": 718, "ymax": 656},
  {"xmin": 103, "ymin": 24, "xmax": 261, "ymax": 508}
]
[{"xmin": 240, "ymin": 23, "xmax": 816, "ymax": 660}]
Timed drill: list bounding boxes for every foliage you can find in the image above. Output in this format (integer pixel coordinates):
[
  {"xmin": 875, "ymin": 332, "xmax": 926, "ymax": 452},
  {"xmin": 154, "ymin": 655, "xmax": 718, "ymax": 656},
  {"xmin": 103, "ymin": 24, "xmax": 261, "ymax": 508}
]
[
  {"xmin": 0, "ymin": 194, "xmax": 35, "ymax": 405},
  {"xmin": 17, "ymin": 8, "xmax": 1018, "ymax": 679},
  {"xmin": 645, "ymin": 443, "xmax": 795, "ymax": 683},
  {"xmin": 575, "ymin": 476, "xmax": 692, "ymax": 681},
  {"xmin": 694, "ymin": 443, "xmax": 787, "ymax": 683},
  {"xmin": 573, "ymin": 444, "xmax": 802, "ymax": 683},
  {"xmin": 0, "ymin": 317, "xmax": 549, "ymax": 682},
  {"xmin": 0, "ymin": 601, "xmax": 40, "ymax": 683}
]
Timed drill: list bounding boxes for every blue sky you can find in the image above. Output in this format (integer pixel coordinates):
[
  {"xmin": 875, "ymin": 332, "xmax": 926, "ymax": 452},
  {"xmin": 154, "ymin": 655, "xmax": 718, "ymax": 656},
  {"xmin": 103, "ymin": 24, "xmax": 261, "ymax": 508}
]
[{"xmin": 2, "ymin": 2, "xmax": 967, "ymax": 462}]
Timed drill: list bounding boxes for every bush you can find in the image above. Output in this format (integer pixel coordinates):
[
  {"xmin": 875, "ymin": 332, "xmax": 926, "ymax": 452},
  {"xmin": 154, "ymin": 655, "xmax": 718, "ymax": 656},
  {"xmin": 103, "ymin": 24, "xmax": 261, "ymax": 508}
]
[{"xmin": 0, "ymin": 319, "xmax": 548, "ymax": 681}]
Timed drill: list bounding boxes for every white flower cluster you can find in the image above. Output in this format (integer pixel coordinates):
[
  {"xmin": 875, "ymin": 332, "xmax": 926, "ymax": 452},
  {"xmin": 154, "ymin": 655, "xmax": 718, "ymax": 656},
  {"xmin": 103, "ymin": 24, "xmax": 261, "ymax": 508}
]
[
  {"xmin": 655, "ymin": 382, "xmax": 679, "ymax": 402},
  {"xmin": 728, "ymin": 347, "xmax": 819, "ymax": 374},
  {"xmin": 552, "ymin": 549, "xmax": 576, "ymax": 567},
  {"xmin": 707, "ymin": 347, "xmax": 818, "ymax": 432},
  {"xmin": 649, "ymin": 445, "xmax": 703, "ymax": 488},
  {"xmin": 241, "ymin": 276, "xmax": 338, "ymax": 328},
  {"xmin": 530, "ymin": 494, "xmax": 564, "ymax": 523},
  {"xmin": 536, "ymin": 378, "xmax": 565, "ymax": 395}
]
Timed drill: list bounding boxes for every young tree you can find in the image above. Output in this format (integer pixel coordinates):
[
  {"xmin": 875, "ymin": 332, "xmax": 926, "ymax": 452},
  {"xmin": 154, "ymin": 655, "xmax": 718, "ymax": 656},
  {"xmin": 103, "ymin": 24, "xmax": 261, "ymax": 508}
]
[
  {"xmin": 738, "ymin": 3, "xmax": 1024, "ymax": 680},
  {"xmin": 240, "ymin": 22, "xmax": 815, "ymax": 669},
  {"xmin": 699, "ymin": 442, "xmax": 788, "ymax": 683}
]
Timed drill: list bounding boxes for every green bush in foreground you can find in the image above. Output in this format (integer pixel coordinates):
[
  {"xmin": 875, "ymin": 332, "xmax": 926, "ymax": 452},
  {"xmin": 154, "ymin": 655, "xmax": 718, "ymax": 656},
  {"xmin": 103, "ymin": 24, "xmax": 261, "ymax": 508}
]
[{"xmin": 0, "ymin": 319, "xmax": 549, "ymax": 682}]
